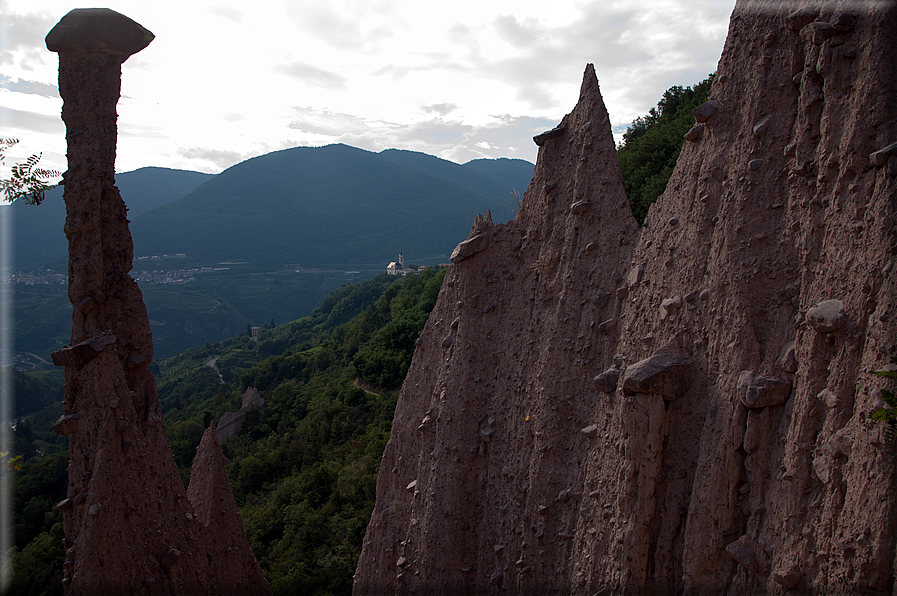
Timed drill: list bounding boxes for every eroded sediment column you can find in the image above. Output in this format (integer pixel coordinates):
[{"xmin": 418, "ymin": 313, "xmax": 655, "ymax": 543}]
[
  {"xmin": 46, "ymin": 10, "xmax": 269, "ymax": 594},
  {"xmin": 48, "ymin": 7, "xmax": 158, "ymax": 434}
]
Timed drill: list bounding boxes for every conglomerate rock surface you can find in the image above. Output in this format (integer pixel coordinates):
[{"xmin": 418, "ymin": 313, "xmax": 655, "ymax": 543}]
[{"xmin": 354, "ymin": 1, "xmax": 897, "ymax": 594}]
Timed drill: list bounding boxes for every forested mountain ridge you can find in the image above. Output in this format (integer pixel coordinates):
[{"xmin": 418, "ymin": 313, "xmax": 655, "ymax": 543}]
[
  {"xmin": 12, "ymin": 167, "xmax": 214, "ymax": 271},
  {"xmin": 129, "ymin": 145, "xmax": 533, "ymax": 267},
  {"xmin": 12, "ymin": 148, "xmax": 532, "ymax": 273}
]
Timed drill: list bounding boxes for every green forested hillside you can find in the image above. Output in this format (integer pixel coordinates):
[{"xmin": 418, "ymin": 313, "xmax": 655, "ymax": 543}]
[
  {"xmin": 617, "ymin": 74, "xmax": 715, "ymax": 222},
  {"xmin": 8, "ymin": 268, "xmax": 445, "ymax": 595},
  {"xmin": 164, "ymin": 269, "xmax": 446, "ymax": 594}
]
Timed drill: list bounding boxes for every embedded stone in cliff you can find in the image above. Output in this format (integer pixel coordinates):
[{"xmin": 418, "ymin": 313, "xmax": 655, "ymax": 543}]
[
  {"xmin": 737, "ymin": 371, "xmax": 792, "ymax": 409},
  {"xmin": 752, "ymin": 115, "xmax": 771, "ymax": 137},
  {"xmin": 813, "ymin": 454, "xmax": 832, "ymax": 483},
  {"xmin": 784, "ymin": 6, "xmax": 817, "ymax": 31},
  {"xmin": 817, "ymin": 388, "xmax": 841, "ymax": 409},
  {"xmin": 53, "ymin": 413, "xmax": 80, "ymax": 436},
  {"xmin": 46, "ymin": 8, "xmax": 154, "ymax": 58},
  {"xmin": 692, "ymin": 99, "xmax": 720, "ymax": 123},
  {"xmin": 628, "ymin": 265, "xmax": 644, "ymax": 287},
  {"xmin": 580, "ymin": 424, "xmax": 598, "ymax": 438},
  {"xmin": 684, "ymin": 123, "xmax": 705, "ymax": 142},
  {"xmin": 777, "ymin": 340, "xmax": 798, "ymax": 373},
  {"xmin": 774, "ymin": 570, "xmax": 804, "ymax": 590},
  {"xmin": 593, "ymin": 368, "xmax": 621, "ymax": 393},
  {"xmin": 832, "ymin": 11, "xmax": 857, "ymax": 32},
  {"xmin": 807, "ymin": 21, "xmax": 834, "ymax": 44},
  {"xmin": 660, "ymin": 296, "xmax": 683, "ymax": 320},
  {"xmin": 806, "ymin": 299, "xmax": 846, "ymax": 332},
  {"xmin": 50, "ymin": 333, "xmax": 116, "ymax": 369},
  {"xmin": 533, "ymin": 125, "xmax": 566, "ymax": 146},
  {"xmin": 725, "ymin": 537, "xmax": 760, "ymax": 574},
  {"xmin": 571, "ymin": 200, "xmax": 592, "ymax": 214},
  {"xmin": 450, "ymin": 233, "xmax": 490, "ymax": 263},
  {"xmin": 622, "ymin": 354, "xmax": 694, "ymax": 399},
  {"xmin": 870, "ymin": 141, "xmax": 897, "ymax": 167},
  {"xmin": 597, "ymin": 318, "xmax": 616, "ymax": 334}
]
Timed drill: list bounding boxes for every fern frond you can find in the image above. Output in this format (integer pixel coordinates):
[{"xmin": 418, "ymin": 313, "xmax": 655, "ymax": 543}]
[
  {"xmin": 885, "ymin": 422, "xmax": 897, "ymax": 446},
  {"xmin": 882, "ymin": 389, "xmax": 897, "ymax": 409},
  {"xmin": 870, "ymin": 408, "xmax": 897, "ymax": 423}
]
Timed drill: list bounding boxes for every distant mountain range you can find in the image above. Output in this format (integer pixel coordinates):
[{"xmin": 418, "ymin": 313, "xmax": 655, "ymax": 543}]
[
  {"xmin": 11, "ymin": 145, "xmax": 533, "ymax": 272},
  {"xmin": 10, "ymin": 145, "xmax": 533, "ymax": 359},
  {"xmin": 129, "ymin": 144, "xmax": 532, "ymax": 268},
  {"xmin": 12, "ymin": 167, "xmax": 214, "ymax": 271}
]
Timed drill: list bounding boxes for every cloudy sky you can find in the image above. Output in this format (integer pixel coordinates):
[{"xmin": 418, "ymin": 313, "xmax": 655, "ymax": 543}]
[{"xmin": 0, "ymin": 0, "xmax": 734, "ymax": 176}]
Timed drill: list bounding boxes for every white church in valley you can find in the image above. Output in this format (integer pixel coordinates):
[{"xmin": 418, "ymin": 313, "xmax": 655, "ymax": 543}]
[{"xmin": 387, "ymin": 252, "xmax": 425, "ymax": 276}]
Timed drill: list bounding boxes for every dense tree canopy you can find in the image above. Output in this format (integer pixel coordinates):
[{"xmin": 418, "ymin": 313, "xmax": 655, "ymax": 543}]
[{"xmin": 617, "ymin": 74, "xmax": 715, "ymax": 223}]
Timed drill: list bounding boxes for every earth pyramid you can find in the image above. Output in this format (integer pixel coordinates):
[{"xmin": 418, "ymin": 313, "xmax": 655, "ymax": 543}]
[
  {"xmin": 46, "ymin": 9, "xmax": 270, "ymax": 595},
  {"xmin": 354, "ymin": 0, "xmax": 897, "ymax": 593}
]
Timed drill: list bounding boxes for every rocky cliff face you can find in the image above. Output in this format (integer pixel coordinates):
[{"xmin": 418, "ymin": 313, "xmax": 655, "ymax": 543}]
[{"xmin": 354, "ymin": 1, "xmax": 897, "ymax": 593}]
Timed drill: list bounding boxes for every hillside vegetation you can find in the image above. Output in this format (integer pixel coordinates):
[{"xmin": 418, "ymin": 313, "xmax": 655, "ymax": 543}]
[
  {"xmin": 9, "ymin": 269, "xmax": 445, "ymax": 595},
  {"xmin": 617, "ymin": 74, "xmax": 714, "ymax": 223}
]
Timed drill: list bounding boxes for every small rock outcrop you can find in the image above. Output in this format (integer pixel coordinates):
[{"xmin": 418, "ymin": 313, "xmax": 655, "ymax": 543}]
[
  {"xmin": 736, "ymin": 370, "xmax": 792, "ymax": 409},
  {"xmin": 46, "ymin": 9, "xmax": 269, "ymax": 594},
  {"xmin": 355, "ymin": 1, "xmax": 897, "ymax": 594},
  {"xmin": 621, "ymin": 354, "xmax": 695, "ymax": 399},
  {"xmin": 217, "ymin": 387, "xmax": 266, "ymax": 442},
  {"xmin": 806, "ymin": 298, "xmax": 847, "ymax": 333}
]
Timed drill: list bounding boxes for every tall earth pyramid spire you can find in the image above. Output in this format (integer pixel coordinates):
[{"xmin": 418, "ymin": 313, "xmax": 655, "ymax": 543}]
[{"xmin": 46, "ymin": 9, "xmax": 270, "ymax": 594}]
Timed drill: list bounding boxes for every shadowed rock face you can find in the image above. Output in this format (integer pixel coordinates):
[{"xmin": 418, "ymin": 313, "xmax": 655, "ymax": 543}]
[
  {"xmin": 354, "ymin": 1, "xmax": 897, "ymax": 594},
  {"xmin": 46, "ymin": 9, "xmax": 269, "ymax": 595}
]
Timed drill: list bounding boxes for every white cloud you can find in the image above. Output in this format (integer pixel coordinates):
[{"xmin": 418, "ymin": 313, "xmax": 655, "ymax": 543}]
[
  {"xmin": 422, "ymin": 103, "xmax": 458, "ymax": 117},
  {"xmin": 285, "ymin": 1, "xmax": 398, "ymax": 53},
  {"xmin": 177, "ymin": 147, "xmax": 251, "ymax": 170},
  {"xmin": 0, "ymin": 105, "xmax": 62, "ymax": 134},
  {"xmin": 287, "ymin": 107, "xmax": 377, "ymax": 136},
  {"xmin": 0, "ymin": 2, "xmax": 57, "ymax": 64},
  {"xmin": 277, "ymin": 62, "xmax": 348, "ymax": 91},
  {"xmin": 0, "ymin": 0, "xmax": 736, "ymax": 174},
  {"xmin": 0, "ymin": 75, "xmax": 58, "ymax": 97},
  {"xmin": 209, "ymin": 4, "xmax": 242, "ymax": 22}
]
